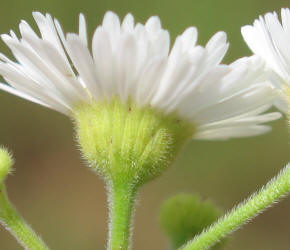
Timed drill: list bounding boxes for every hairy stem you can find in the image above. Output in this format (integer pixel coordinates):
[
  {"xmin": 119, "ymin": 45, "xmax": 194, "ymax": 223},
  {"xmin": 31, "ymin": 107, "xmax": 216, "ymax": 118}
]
[
  {"xmin": 180, "ymin": 164, "xmax": 290, "ymax": 250},
  {"xmin": 107, "ymin": 181, "xmax": 137, "ymax": 250},
  {"xmin": 0, "ymin": 183, "xmax": 49, "ymax": 250}
]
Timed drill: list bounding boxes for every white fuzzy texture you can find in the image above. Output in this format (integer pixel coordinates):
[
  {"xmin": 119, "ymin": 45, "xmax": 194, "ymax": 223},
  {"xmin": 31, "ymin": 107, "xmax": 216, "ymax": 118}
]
[
  {"xmin": 241, "ymin": 8, "xmax": 290, "ymax": 112},
  {"xmin": 0, "ymin": 12, "xmax": 281, "ymax": 139}
]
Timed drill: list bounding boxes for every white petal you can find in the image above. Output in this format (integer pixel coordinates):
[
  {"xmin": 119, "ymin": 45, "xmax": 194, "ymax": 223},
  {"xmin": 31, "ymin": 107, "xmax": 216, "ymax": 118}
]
[
  {"xmin": 206, "ymin": 31, "xmax": 227, "ymax": 53},
  {"xmin": 0, "ymin": 11, "xmax": 280, "ymax": 141},
  {"xmin": 79, "ymin": 13, "xmax": 88, "ymax": 46},
  {"xmin": 192, "ymin": 83, "xmax": 277, "ymax": 124},
  {"xmin": 145, "ymin": 16, "xmax": 162, "ymax": 33},
  {"xmin": 122, "ymin": 13, "xmax": 134, "ymax": 32},
  {"xmin": 195, "ymin": 125, "xmax": 271, "ymax": 140},
  {"xmin": 199, "ymin": 112, "xmax": 281, "ymax": 130},
  {"xmin": 66, "ymin": 33, "xmax": 101, "ymax": 98},
  {"xmin": 92, "ymin": 28, "xmax": 115, "ymax": 98}
]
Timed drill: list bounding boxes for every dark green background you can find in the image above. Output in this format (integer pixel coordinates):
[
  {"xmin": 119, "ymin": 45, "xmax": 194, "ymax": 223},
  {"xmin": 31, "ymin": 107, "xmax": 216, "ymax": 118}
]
[{"xmin": 0, "ymin": 0, "xmax": 289, "ymax": 249}]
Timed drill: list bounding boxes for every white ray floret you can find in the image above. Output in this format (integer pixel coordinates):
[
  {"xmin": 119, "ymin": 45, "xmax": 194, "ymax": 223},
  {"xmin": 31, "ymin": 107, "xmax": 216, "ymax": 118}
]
[
  {"xmin": 241, "ymin": 8, "xmax": 290, "ymax": 112},
  {"xmin": 0, "ymin": 11, "xmax": 281, "ymax": 139}
]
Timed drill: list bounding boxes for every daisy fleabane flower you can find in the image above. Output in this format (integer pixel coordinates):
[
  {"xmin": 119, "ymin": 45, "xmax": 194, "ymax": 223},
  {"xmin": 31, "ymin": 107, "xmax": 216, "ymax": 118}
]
[
  {"xmin": 0, "ymin": 11, "xmax": 280, "ymax": 141},
  {"xmin": 241, "ymin": 8, "xmax": 290, "ymax": 113},
  {"xmin": 0, "ymin": 11, "xmax": 282, "ymax": 250}
]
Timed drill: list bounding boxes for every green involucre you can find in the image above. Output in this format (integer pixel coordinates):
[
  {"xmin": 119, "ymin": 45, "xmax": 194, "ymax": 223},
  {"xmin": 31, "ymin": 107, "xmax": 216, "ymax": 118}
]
[
  {"xmin": 73, "ymin": 98, "xmax": 195, "ymax": 186},
  {"xmin": 160, "ymin": 194, "xmax": 225, "ymax": 250}
]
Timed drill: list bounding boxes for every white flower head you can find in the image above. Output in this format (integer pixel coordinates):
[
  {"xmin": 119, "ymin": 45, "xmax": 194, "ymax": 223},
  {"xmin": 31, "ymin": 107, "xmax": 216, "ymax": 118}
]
[
  {"xmin": 0, "ymin": 11, "xmax": 281, "ymax": 140},
  {"xmin": 241, "ymin": 8, "xmax": 290, "ymax": 112}
]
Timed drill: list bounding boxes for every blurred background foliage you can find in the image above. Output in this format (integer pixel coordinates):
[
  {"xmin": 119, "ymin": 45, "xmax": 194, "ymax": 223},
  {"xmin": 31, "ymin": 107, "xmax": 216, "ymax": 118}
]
[{"xmin": 0, "ymin": 0, "xmax": 289, "ymax": 249}]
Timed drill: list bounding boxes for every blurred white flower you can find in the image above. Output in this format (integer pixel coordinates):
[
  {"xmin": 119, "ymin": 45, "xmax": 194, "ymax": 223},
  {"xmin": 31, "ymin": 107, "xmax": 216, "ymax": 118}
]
[
  {"xmin": 0, "ymin": 12, "xmax": 281, "ymax": 139},
  {"xmin": 241, "ymin": 8, "xmax": 290, "ymax": 112}
]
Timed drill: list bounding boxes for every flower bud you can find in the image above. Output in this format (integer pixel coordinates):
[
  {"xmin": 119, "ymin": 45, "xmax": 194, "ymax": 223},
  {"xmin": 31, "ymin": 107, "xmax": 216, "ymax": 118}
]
[
  {"xmin": 160, "ymin": 193, "xmax": 226, "ymax": 250},
  {"xmin": 0, "ymin": 147, "xmax": 13, "ymax": 183}
]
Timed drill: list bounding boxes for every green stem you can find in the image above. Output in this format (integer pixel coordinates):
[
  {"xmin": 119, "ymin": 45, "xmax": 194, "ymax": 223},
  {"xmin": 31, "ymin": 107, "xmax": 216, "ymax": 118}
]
[
  {"xmin": 107, "ymin": 181, "xmax": 137, "ymax": 250},
  {"xmin": 0, "ymin": 183, "xmax": 49, "ymax": 250},
  {"xmin": 180, "ymin": 164, "xmax": 290, "ymax": 250}
]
